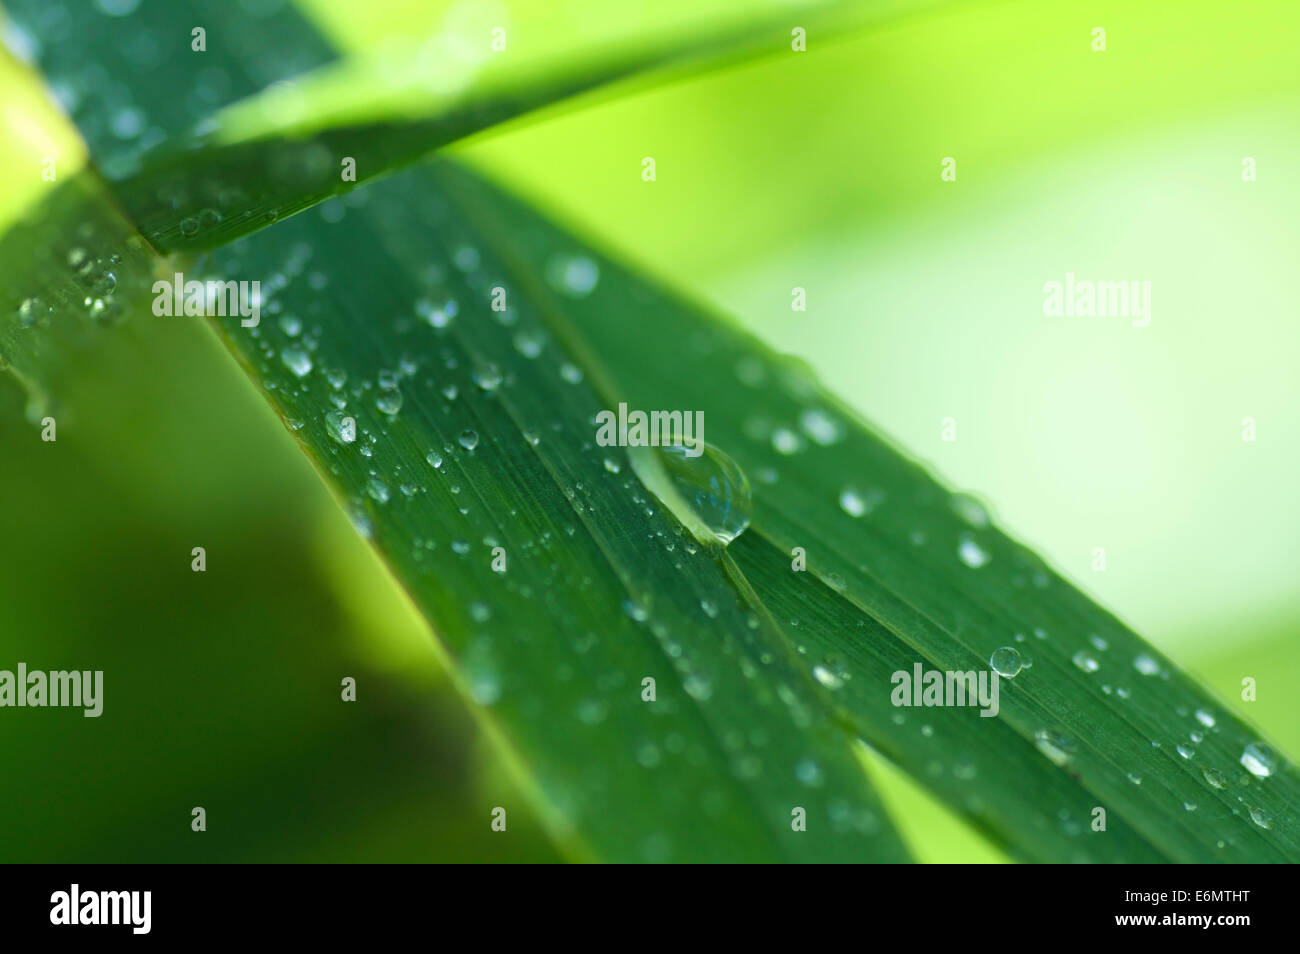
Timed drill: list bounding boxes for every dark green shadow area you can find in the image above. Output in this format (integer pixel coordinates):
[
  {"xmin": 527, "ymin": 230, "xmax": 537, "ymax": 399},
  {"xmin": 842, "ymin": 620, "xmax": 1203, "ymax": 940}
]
[{"xmin": 0, "ymin": 180, "xmax": 559, "ymax": 862}]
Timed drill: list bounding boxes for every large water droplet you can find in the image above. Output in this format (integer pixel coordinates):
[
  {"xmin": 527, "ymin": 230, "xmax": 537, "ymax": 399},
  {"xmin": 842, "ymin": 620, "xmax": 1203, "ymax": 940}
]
[
  {"xmin": 990, "ymin": 646, "xmax": 1022, "ymax": 678},
  {"xmin": 630, "ymin": 443, "xmax": 752, "ymax": 546}
]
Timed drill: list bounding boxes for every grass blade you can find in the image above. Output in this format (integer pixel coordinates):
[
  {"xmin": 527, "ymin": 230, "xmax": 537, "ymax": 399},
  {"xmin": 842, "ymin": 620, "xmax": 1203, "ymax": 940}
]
[{"xmin": 430, "ymin": 157, "xmax": 1300, "ymax": 862}]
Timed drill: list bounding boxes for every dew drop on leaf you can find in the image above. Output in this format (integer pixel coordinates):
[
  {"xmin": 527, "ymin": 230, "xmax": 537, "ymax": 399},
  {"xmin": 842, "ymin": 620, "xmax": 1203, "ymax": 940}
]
[
  {"xmin": 798, "ymin": 408, "xmax": 843, "ymax": 445},
  {"xmin": 545, "ymin": 253, "xmax": 599, "ymax": 297},
  {"xmin": 1133, "ymin": 653, "xmax": 1160, "ymax": 676},
  {"xmin": 325, "ymin": 410, "xmax": 355, "ymax": 444},
  {"xmin": 812, "ymin": 665, "xmax": 843, "ymax": 690},
  {"xmin": 958, "ymin": 536, "xmax": 991, "ymax": 568},
  {"xmin": 1071, "ymin": 650, "xmax": 1099, "ymax": 673},
  {"xmin": 1240, "ymin": 742, "xmax": 1276, "ymax": 778},
  {"xmin": 989, "ymin": 646, "xmax": 1022, "ymax": 678},
  {"xmin": 281, "ymin": 346, "xmax": 312, "ymax": 377},
  {"xmin": 1203, "ymin": 767, "xmax": 1227, "ymax": 789},
  {"xmin": 632, "ymin": 443, "xmax": 752, "ymax": 546}
]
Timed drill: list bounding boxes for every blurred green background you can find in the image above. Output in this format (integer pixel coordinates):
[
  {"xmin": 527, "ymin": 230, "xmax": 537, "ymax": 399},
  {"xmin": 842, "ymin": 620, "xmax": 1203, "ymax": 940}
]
[{"xmin": 1, "ymin": 0, "xmax": 1296, "ymax": 862}]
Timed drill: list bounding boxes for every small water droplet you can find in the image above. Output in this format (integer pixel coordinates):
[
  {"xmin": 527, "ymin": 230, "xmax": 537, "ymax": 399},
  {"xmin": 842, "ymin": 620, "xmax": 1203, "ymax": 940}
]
[
  {"xmin": 1034, "ymin": 729, "xmax": 1073, "ymax": 766},
  {"xmin": 839, "ymin": 487, "xmax": 882, "ymax": 517},
  {"xmin": 472, "ymin": 364, "xmax": 502, "ymax": 391},
  {"xmin": 576, "ymin": 698, "xmax": 608, "ymax": 725},
  {"xmin": 17, "ymin": 297, "xmax": 43, "ymax": 327},
  {"xmin": 812, "ymin": 665, "xmax": 844, "ymax": 690},
  {"xmin": 465, "ymin": 648, "xmax": 500, "ymax": 705},
  {"xmin": 683, "ymin": 673, "xmax": 713, "ymax": 701},
  {"xmin": 1195, "ymin": 709, "xmax": 1216, "ymax": 728},
  {"xmin": 179, "ymin": 217, "xmax": 199, "ymax": 237},
  {"xmin": 958, "ymin": 536, "xmax": 991, "ymax": 568},
  {"xmin": 92, "ymin": 270, "xmax": 117, "ymax": 297},
  {"xmin": 1249, "ymin": 807, "xmax": 1273, "ymax": 829},
  {"xmin": 458, "ymin": 429, "xmax": 479, "ymax": 451},
  {"xmin": 636, "ymin": 742, "xmax": 661, "ymax": 768},
  {"xmin": 1089, "ymin": 634, "xmax": 1109, "ymax": 651},
  {"xmin": 1133, "ymin": 653, "xmax": 1160, "ymax": 676},
  {"xmin": 325, "ymin": 410, "xmax": 356, "ymax": 444},
  {"xmin": 1071, "ymin": 650, "xmax": 1099, "ymax": 673},
  {"xmin": 622, "ymin": 599, "xmax": 649, "ymax": 622},
  {"xmin": 795, "ymin": 759, "xmax": 824, "ymax": 787},
  {"xmin": 451, "ymin": 540, "xmax": 471, "ymax": 555},
  {"xmin": 771, "ymin": 428, "xmax": 803, "ymax": 455},
  {"xmin": 376, "ymin": 389, "xmax": 403, "ymax": 414},
  {"xmin": 1203, "ymin": 767, "xmax": 1227, "ymax": 789},
  {"xmin": 365, "ymin": 477, "xmax": 390, "ymax": 503},
  {"xmin": 990, "ymin": 646, "xmax": 1022, "ymax": 678},
  {"xmin": 1240, "ymin": 742, "xmax": 1275, "ymax": 778},
  {"xmin": 950, "ymin": 493, "xmax": 990, "ymax": 528},
  {"xmin": 798, "ymin": 408, "xmax": 843, "ymax": 445},
  {"xmin": 546, "ymin": 253, "xmax": 599, "ymax": 297},
  {"xmin": 454, "ymin": 246, "xmax": 481, "ymax": 271},
  {"xmin": 281, "ymin": 347, "xmax": 312, "ymax": 377}
]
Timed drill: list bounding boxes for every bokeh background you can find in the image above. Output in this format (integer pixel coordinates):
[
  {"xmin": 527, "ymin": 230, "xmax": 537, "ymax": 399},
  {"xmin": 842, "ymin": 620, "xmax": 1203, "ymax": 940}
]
[{"xmin": 1, "ymin": 0, "xmax": 1296, "ymax": 862}]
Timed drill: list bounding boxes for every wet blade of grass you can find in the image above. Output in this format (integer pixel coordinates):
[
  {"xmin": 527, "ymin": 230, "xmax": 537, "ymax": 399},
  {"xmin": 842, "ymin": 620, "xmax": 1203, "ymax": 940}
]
[
  {"xmin": 728, "ymin": 529, "xmax": 1166, "ymax": 862},
  {"xmin": 4, "ymin": 0, "xmax": 923, "ymax": 254},
  {"xmin": 187, "ymin": 173, "xmax": 911, "ymax": 862},
  {"xmin": 430, "ymin": 157, "xmax": 1300, "ymax": 863}
]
